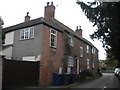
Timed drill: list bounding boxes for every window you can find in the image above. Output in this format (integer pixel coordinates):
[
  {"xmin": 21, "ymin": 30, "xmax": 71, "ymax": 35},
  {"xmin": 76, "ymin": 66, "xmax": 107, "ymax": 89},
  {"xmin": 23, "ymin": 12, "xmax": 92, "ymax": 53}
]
[
  {"xmin": 50, "ymin": 29, "xmax": 57, "ymax": 48},
  {"xmin": 92, "ymin": 62, "xmax": 95, "ymax": 68},
  {"xmin": 94, "ymin": 48, "xmax": 96, "ymax": 54},
  {"xmin": 92, "ymin": 48, "xmax": 94, "ymax": 54},
  {"xmin": 92, "ymin": 47, "xmax": 96, "ymax": 54},
  {"xmin": 30, "ymin": 27, "xmax": 34, "ymax": 38},
  {"xmin": 87, "ymin": 59, "xmax": 90, "ymax": 69},
  {"xmin": 87, "ymin": 45, "xmax": 89, "ymax": 53},
  {"xmin": 68, "ymin": 35, "xmax": 74, "ymax": 46},
  {"xmin": 80, "ymin": 47, "xmax": 83, "ymax": 57},
  {"xmin": 20, "ymin": 27, "xmax": 34, "ymax": 40},
  {"xmin": 67, "ymin": 56, "xmax": 74, "ymax": 67}
]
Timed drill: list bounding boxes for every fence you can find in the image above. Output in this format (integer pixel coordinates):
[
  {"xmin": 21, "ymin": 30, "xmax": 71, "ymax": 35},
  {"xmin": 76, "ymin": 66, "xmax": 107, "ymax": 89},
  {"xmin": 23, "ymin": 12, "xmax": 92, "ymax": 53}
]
[{"xmin": 2, "ymin": 59, "xmax": 40, "ymax": 89}]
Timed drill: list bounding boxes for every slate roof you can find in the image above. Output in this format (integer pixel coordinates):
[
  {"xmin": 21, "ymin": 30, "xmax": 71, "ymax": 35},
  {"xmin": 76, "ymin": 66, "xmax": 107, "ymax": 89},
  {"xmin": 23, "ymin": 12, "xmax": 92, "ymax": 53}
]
[
  {"xmin": 3, "ymin": 17, "xmax": 45, "ymax": 33},
  {"xmin": 3, "ymin": 17, "xmax": 97, "ymax": 48}
]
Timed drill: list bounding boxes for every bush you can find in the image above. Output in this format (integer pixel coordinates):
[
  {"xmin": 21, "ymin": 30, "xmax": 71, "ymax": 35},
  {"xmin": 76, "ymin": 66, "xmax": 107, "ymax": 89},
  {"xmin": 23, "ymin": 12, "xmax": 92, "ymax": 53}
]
[{"xmin": 79, "ymin": 70, "xmax": 93, "ymax": 82}]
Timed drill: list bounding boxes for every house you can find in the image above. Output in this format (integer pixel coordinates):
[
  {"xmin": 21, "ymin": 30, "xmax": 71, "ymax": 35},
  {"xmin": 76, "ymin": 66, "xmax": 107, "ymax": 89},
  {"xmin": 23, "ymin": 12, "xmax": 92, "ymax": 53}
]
[{"xmin": 2, "ymin": 2, "xmax": 99, "ymax": 86}]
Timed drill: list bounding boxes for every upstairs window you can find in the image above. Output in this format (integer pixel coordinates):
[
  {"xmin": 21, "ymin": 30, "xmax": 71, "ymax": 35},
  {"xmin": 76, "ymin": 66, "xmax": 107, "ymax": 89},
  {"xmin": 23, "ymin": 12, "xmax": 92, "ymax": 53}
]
[
  {"xmin": 92, "ymin": 47, "xmax": 96, "ymax": 54},
  {"xmin": 80, "ymin": 47, "xmax": 83, "ymax": 57},
  {"xmin": 50, "ymin": 29, "xmax": 57, "ymax": 48},
  {"xmin": 87, "ymin": 45, "xmax": 89, "ymax": 53},
  {"xmin": 20, "ymin": 27, "xmax": 34, "ymax": 40},
  {"xmin": 68, "ymin": 35, "xmax": 74, "ymax": 46}
]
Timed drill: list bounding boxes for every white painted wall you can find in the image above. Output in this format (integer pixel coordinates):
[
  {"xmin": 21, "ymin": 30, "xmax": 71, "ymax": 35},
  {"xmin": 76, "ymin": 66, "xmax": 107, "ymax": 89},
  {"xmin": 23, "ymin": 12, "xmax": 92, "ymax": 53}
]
[
  {"xmin": 5, "ymin": 31, "xmax": 14, "ymax": 45},
  {"xmin": 2, "ymin": 46, "xmax": 13, "ymax": 59}
]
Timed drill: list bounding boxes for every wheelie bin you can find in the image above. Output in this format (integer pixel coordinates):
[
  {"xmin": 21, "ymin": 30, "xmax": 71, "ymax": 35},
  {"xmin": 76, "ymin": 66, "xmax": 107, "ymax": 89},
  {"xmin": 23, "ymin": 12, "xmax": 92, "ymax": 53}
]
[
  {"xmin": 53, "ymin": 73, "xmax": 62, "ymax": 86},
  {"xmin": 62, "ymin": 73, "xmax": 70, "ymax": 85}
]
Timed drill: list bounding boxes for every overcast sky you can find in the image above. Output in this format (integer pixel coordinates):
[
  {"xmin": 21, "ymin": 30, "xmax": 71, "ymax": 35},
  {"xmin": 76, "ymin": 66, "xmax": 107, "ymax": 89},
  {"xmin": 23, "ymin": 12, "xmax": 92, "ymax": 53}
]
[{"xmin": 0, "ymin": 0, "xmax": 106, "ymax": 60}]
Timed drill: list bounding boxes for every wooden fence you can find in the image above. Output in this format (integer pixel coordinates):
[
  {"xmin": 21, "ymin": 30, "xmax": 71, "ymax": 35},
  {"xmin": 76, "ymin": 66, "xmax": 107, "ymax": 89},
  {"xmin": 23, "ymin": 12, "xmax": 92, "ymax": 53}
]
[{"xmin": 2, "ymin": 59, "xmax": 40, "ymax": 89}]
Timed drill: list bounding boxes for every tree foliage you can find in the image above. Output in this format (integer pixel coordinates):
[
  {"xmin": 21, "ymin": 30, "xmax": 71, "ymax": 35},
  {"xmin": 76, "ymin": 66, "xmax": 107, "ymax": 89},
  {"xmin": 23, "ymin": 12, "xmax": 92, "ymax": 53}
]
[
  {"xmin": 0, "ymin": 17, "xmax": 4, "ymax": 45},
  {"xmin": 76, "ymin": 1, "xmax": 120, "ymax": 67}
]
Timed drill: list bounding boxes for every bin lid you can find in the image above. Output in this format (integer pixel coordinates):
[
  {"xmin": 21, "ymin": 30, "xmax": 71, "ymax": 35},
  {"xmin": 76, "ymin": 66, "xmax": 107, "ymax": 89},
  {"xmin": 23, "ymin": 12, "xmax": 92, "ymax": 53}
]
[{"xmin": 53, "ymin": 73, "xmax": 62, "ymax": 75}]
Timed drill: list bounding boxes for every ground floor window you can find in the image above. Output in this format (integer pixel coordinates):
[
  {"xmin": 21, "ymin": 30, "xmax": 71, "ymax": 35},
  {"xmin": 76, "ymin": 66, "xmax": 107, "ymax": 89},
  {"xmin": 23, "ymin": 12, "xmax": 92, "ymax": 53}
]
[{"xmin": 87, "ymin": 59, "xmax": 90, "ymax": 69}]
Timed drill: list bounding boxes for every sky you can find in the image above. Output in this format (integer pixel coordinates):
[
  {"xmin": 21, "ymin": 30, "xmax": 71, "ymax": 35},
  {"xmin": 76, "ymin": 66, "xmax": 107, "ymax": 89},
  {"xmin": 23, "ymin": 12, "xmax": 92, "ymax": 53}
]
[{"xmin": 0, "ymin": 0, "xmax": 106, "ymax": 60}]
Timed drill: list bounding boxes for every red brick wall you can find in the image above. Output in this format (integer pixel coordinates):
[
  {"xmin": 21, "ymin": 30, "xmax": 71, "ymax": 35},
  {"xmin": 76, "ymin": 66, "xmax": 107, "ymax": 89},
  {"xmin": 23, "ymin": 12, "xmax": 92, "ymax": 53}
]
[
  {"xmin": 39, "ymin": 25, "xmax": 65, "ymax": 86},
  {"xmin": 71, "ymin": 36, "xmax": 99, "ymax": 75},
  {"xmin": 44, "ymin": 2, "xmax": 55, "ymax": 20},
  {"xmin": 39, "ymin": 25, "xmax": 99, "ymax": 86}
]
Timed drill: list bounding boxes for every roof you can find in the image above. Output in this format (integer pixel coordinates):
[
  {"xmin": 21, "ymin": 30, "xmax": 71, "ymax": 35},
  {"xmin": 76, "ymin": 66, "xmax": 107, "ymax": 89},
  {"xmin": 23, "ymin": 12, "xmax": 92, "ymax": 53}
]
[
  {"xmin": 3, "ymin": 17, "xmax": 44, "ymax": 33},
  {"xmin": 3, "ymin": 17, "xmax": 97, "ymax": 48},
  {"xmin": 51, "ymin": 19, "xmax": 95, "ymax": 47},
  {"xmin": 3, "ymin": 17, "xmax": 63, "ymax": 33}
]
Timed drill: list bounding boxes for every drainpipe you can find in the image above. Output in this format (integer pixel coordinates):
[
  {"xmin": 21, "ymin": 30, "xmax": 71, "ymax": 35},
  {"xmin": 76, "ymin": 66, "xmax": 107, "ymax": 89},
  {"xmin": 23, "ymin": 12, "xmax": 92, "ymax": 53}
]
[{"xmin": 77, "ymin": 58, "xmax": 80, "ymax": 74}]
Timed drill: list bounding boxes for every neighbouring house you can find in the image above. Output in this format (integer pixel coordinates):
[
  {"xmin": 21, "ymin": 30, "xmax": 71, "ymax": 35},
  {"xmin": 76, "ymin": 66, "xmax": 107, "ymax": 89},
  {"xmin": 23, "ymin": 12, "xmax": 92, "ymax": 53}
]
[{"xmin": 2, "ymin": 2, "xmax": 99, "ymax": 86}]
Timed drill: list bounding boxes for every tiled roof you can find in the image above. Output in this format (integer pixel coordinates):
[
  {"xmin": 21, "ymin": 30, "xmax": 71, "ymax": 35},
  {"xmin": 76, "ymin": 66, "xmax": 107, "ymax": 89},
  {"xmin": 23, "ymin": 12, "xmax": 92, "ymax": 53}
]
[
  {"xmin": 3, "ymin": 17, "xmax": 63, "ymax": 33},
  {"xmin": 3, "ymin": 17, "xmax": 44, "ymax": 33},
  {"xmin": 51, "ymin": 19, "xmax": 94, "ymax": 47},
  {"xmin": 3, "ymin": 17, "xmax": 96, "ymax": 47}
]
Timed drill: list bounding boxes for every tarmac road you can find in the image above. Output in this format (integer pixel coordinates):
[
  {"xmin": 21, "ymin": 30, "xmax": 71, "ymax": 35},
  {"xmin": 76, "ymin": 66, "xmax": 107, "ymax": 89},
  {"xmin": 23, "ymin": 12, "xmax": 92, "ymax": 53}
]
[
  {"xmin": 72, "ymin": 73, "xmax": 120, "ymax": 89},
  {"xmin": 0, "ymin": 60, "xmax": 2, "ymax": 90}
]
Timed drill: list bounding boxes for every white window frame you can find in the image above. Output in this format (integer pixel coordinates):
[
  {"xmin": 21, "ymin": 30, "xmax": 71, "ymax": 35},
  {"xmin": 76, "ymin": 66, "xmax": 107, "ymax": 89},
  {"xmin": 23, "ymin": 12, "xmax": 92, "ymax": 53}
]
[
  {"xmin": 68, "ymin": 35, "xmax": 74, "ymax": 46},
  {"xmin": 20, "ymin": 27, "xmax": 34, "ymax": 40},
  {"xmin": 87, "ymin": 59, "xmax": 90, "ymax": 69},
  {"xmin": 67, "ymin": 56, "xmax": 74, "ymax": 67},
  {"xmin": 87, "ymin": 45, "xmax": 89, "ymax": 53},
  {"xmin": 30, "ymin": 27, "xmax": 34, "ymax": 38},
  {"xmin": 50, "ymin": 29, "xmax": 57, "ymax": 48},
  {"xmin": 80, "ymin": 47, "xmax": 83, "ymax": 57}
]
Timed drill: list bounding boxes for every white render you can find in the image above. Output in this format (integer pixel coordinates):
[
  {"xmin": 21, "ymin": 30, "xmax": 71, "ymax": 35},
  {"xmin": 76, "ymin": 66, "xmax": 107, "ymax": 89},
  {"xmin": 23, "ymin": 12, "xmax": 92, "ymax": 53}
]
[
  {"xmin": 5, "ymin": 31, "xmax": 14, "ymax": 45},
  {"xmin": 2, "ymin": 46, "xmax": 13, "ymax": 59}
]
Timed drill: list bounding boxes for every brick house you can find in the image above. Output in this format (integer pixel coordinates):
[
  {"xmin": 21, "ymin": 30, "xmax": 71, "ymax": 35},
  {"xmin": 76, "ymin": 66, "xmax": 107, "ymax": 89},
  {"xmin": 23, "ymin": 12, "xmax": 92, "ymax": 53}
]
[{"xmin": 2, "ymin": 2, "xmax": 99, "ymax": 86}]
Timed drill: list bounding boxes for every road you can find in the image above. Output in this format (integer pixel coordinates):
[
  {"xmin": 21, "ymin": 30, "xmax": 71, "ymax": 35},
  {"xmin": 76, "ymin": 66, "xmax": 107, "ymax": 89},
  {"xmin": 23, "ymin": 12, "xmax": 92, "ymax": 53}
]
[
  {"xmin": 0, "ymin": 60, "xmax": 2, "ymax": 90},
  {"xmin": 72, "ymin": 73, "xmax": 120, "ymax": 89}
]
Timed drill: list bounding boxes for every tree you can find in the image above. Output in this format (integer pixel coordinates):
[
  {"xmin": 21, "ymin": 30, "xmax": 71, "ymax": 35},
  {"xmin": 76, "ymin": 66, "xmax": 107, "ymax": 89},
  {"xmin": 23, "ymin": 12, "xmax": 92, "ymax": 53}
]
[
  {"xmin": 0, "ymin": 17, "xmax": 4, "ymax": 45},
  {"xmin": 76, "ymin": 1, "xmax": 120, "ymax": 67}
]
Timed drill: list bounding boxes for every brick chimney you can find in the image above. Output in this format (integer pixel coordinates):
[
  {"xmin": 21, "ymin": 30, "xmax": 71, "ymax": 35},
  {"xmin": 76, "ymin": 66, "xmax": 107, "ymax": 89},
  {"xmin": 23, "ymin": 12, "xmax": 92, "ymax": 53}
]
[
  {"xmin": 24, "ymin": 12, "xmax": 30, "ymax": 22},
  {"xmin": 44, "ymin": 2, "xmax": 55, "ymax": 20},
  {"xmin": 75, "ymin": 26, "xmax": 82, "ymax": 37}
]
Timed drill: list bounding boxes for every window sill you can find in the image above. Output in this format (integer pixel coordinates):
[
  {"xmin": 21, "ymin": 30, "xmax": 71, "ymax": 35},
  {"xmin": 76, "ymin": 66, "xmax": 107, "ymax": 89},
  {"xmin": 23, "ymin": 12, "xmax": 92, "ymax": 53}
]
[
  {"xmin": 69, "ymin": 44, "xmax": 74, "ymax": 46},
  {"xmin": 50, "ymin": 46, "xmax": 57, "ymax": 52},
  {"xmin": 20, "ymin": 38, "xmax": 34, "ymax": 41}
]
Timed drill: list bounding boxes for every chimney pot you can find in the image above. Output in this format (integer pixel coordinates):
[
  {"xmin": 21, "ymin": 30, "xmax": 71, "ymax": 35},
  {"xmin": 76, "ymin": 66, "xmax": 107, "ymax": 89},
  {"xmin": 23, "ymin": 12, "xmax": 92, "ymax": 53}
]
[
  {"xmin": 75, "ymin": 25, "xmax": 82, "ymax": 37},
  {"xmin": 47, "ymin": 2, "xmax": 49, "ymax": 6},
  {"xmin": 44, "ymin": 2, "xmax": 55, "ymax": 20},
  {"xmin": 76, "ymin": 26, "xmax": 78, "ymax": 30},
  {"xmin": 79, "ymin": 26, "xmax": 81, "ymax": 29},
  {"xmin": 51, "ymin": 2, "xmax": 53, "ymax": 5},
  {"xmin": 24, "ymin": 12, "xmax": 30, "ymax": 22}
]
